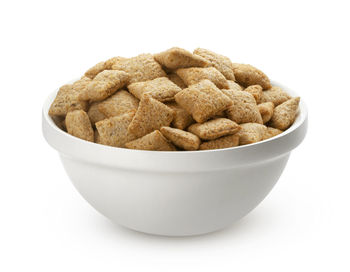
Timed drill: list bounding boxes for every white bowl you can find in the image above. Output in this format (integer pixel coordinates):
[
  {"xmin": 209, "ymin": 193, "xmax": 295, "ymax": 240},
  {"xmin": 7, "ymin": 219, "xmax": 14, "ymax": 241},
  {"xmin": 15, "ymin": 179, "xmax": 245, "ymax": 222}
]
[{"xmin": 42, "ymin": 81, "xmax": 308, "ymax": 236}]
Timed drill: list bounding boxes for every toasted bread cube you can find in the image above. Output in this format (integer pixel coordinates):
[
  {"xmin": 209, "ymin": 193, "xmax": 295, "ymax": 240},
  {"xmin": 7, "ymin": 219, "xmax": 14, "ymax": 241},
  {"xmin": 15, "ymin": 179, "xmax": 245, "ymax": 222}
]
[
  {"xmin": 232, "ymin": 63, "xmax": 271, "ymax": 89},
  {"xmin": 128, "ymin": 96, "xmax": 174, "ymax": 138},
  {"xmin": 160, "ymin": 126, "xmax": 200, "ymax": 151},
  {"xmin": 226, "ymin": 80, "xmax": 243, "ymax": 91},
  {"xmin": 49, "ymin": 84, "xmax": 88, "ymax": 117},
  {"xmin": 258, "ymin": 102, "xmax": 275, "ymax": 124},
  {"xmin": 87, "ymin": 102, "xmax": 107, "ymax": 125},
  {"xmin": 236, "ymin": 123, "xmax": 267, "ymax": 145},
  {"xmin": 154, "ymin": 47, "xmax": 210, "ymax": 70},
  {"xmin": 128, "ymin": 77, "xmax": 181, "ymax": 102},
  {"xmin": 270, "ymin": 97, "xmax": 300, "ymax": 130},
  {"xmin": 223, "ymin": 89, "xmax": 263, "ymax": 124},
  {"xmin": 199, "ymin": 134, "xmax": 239, "ymax": 150},
  {"xmin": 95, "ymin": 111, "xmax": 137, "ymax": 147},
  {"xmin": 175, "ymin": 80, "xmax": 232, "ymax": 123},
  {"xmin": 188, "ymin": 118, "xmax": 241, "ymax": 140},
  {"xmin": 166, "ymin": 102, "xmax": 194, "ymax": 129},
  {"xmin": 125, "ymin": 130, "xmax": 176, "ymax": 151},
  {"xmin": 176, "ymin": 67, "xmax": 229, "ymax": 89},
  {"xmin": 263, "ymin": 127, "xmax": 283, "ymax": 140},
  {"xmin": 244, "ymin": 85, "xmax": 263, "ymax": 103},
  {"xmin": 193, "ymin": 48, "xmax": 235, "ymax": 80},
  {"xmin": 260, "ymin": 86, "xmax": 292, "ymax": 106},
  {"xmin": 98, "ymin": 90, "xmax": 139, "ymax": 117},
  {"xmin": 168, "ymin": 73, "xmax": 187, "ymax": 89},
  {"xmin": 112, "ymin": 53, "xmax": 166, "ymax": 84},
  {"xmin": 65, "ymin": 110, "xmax": 94, "ymax": 142}
]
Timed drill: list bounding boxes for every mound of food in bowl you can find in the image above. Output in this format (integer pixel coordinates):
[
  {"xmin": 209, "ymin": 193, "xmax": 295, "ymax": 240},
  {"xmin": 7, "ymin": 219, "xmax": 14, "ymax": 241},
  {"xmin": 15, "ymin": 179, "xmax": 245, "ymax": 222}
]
[{"xmin": 49, "ymin": 47, "xmax": 300, "ymax": 151}]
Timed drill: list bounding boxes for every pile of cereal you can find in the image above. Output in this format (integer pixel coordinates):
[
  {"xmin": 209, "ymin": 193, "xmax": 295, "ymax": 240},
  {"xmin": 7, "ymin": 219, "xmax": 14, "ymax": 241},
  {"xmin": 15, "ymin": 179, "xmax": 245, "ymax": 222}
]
[{"xmin": 49, "ymin": 47, "xmax": 300, "ymax": 151}]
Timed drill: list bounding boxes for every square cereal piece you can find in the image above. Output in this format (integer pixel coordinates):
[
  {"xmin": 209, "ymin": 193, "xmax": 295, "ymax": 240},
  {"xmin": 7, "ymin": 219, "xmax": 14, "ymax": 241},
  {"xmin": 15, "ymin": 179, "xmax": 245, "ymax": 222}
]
[
  {"xmin": 112, "ymin": 53, "xmax": 166, "ymax": 84},
  {"xmin": 244, "ymin": 85, "xmax": 263, "ymax": 103},
  {"xmin": 263, "ymin": 127, "xmax": 283, "ymax": 140},
  {"xmin": 125, "ymin": 130, "xmax": 176, "ymax": 151},
  {"xmin": 160, "ymin": 126, "xmax": 200, "ymax": 151},
  {"xmin": 193, "ymin": 48, "xmax": 235, "ymax": 80},
  {"xmin": 51, "ymin": 115, "xmax": 66, "ymax": 131},
  {"xmin": 49, "ymin": 84, "xmax": 88, "ymax": 117},
  {"xmin": 258, "ymin": 102, "xmax": 274, "ymax": 124},
  {"xmin": 128, "ymin": 96, "xmax": 174, "ymax": 138},
  {"xmin": 270, "ymin": 97, "xmax": 300, "ymax": 130},
  {"xmin": 154, "ymin": 47, "xmax": 210, "ymax": 70},
  {"xmin": 174, "ymin": 79, "xmax": 232, "ymax": 123},
  {"xmin": 128, "ymin": 77, "xmax": 181, "ymax": 102},
  {"xmin": 72, "ymin": 76, "xmax": 92, "ymax": 92},
  {"xmin": 65, "ymin": 110, "xmax": 94, "ymax": 142},
  {"xmin": 166, "ymin": 102, "xmax": 194, "ymax": 129},
  {"xmin": 87, "ymin": 102, "xmax": 107, "ymax": 125},
  {"xmin": 95, "ymin": 111, "xmax": 137, "ymax": 147},
  {"xmin": 260, "ymin": 86, "xmax": 292, "ymax": 106},
  {"xmin": 236, "ymin": 123, "xmax": 267, "ymax": 145},
  {"xmin": 94, "ymin": 129, "xmax": 102, "ymax": 144},
  {"xmin": 223, "ymin": 89, "xmax": 263, "ymax": 124},
  {"xmin": 85, "ymin": 56, "xmax": 126, "ymax": 79},
  {"xmin": 98, "ymin": 90, "xmax": 139, "ymax": 117},
  {"xmin": 167, "ymin": 73, "xmax": 187, "ymax": 89},
  {"xmin": 188, "ymin": 118, "xmax": 241, "ymax": 140},
  {"xmin": 176, "ymin": 67, "xmax": 229, "ymax": 89},
  {"xmin": 79, "ymin": 70, "xmax": 129, "ymax": 102},
  {"xmin": 232, "ymin": 63, "xmax": 271, "ymax": 89},
  {"xmin": 199, "ymin": 134, "xmax": 239, "ymax": 150},
  {"xmin": 226, "ymin": 80, "xmax": 243, "ymax": 91}
]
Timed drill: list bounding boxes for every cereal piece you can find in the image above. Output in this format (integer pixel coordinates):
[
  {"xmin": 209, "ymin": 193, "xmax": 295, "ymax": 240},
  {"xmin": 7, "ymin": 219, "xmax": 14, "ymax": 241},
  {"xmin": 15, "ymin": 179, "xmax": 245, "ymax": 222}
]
[
  {"xmin": 87, "ymin": 102, "xmax": 107, "ymax": 124},
  {"xmin": 188, "ymin": 118, "xmax": 241, "ymax": 140},
  {"xmin": 270, "ymin": 97, "xmax": 300, "ymax": 130},
  {"xmin": 236, "ymin": 123, "xmax": 267, "ymax": 145},
  {"xmin": 95, "ymin": 111, "xmax": 137, "ymax": 147},
  {"xmin": 79, "ymin": 70, "xmax": 129, "ymax": 102},
  {"xmin": 112, "ymin": 53, "xmax": 166, "ymax": 84},
  {"xmin": 65, "ymin": 110, "xmax": 94, "ymax": 142},
  {"xmin": 223, "ymin": 89, "xmax": 263, "ymax": 124},
  {"xmin": 174, "ymin": 80, "xmax": 232, "ymax": 123},
  {"xmin": 98, "ymin": 90, "xmax": 139, "ymax": 117},
  {"xmin": 49, "ymin": 84, "xmax": 88, "ymax": 117},
  {"xmin": 72, "ymin": 76, "xmax": 92, "ymax": 92},
  {"xmin": 176, "ymin": 67, "xmax": 229, "ymax": 89},
  {"xmin": 258, "ymin": 102, "xmax": 274, "ymax": 124},
  {"xmin": 244, "ymin": 85, "xmax": 263, "ymax": 103},
  {"xmin": 125, "ymin": 130, "xmax": 176, "ymax": 151},
  {"xmin": 85, "ymin": 57, "xmax": 126, "ymax": 79},
  {"xmin": 128, "ymin": 77, "xmax": 181, "ymax": 102},
  {"xmin": 128, "ymin": 96, "xmax": 174, "ymax": 137},
  {"xmin": 232, "ymin": 63, "xmax": 271, "ymax": 89},
  {"xmin": 226, "ymin": 80, "xmax": 243, "ymax": 91},
  {"xmin": 167, "ymin": 73, "xmax": 187, "ymax": 89},
  {"xmin": 166, "ymin": 102, "xmax": 194, "ymax": 129},
  {"xmin": 160, "ymin": 126, "xmax": 200, "ymax": 151},
  {"xmin": 193, "ymin": 48, "xmax": 235, "ymax": 80},
  {"xmin": 94, "ymin": 129, "xmax": 102, "ymax": 144},
  {"xmin": 199, "ymin": 134, "xmax": 239, "ymax": 150},
  {"xmin": 154, "ymin": 47, "xmax": 210, "ymax": 70},
  {"xmin": 260, "ymin": 86, "xmax": 292, "ymax": 106},
  {"xmin": 51, "ymin": 116, "xmax": 66, "ymax": 131},
  {"xmin": 263, "ymin": 127, "xmax": 283, "ymax": 140},
  {"xmin": 104, "ymin": 56, "xmax": 126, "ymax": 69}
]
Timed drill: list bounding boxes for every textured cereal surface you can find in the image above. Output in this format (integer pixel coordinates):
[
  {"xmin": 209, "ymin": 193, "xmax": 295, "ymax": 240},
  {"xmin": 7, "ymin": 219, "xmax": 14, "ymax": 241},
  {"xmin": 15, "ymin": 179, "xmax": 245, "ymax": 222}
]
[
  {"xmin": 49, "ymin": 84, "xmax": 88, "ymax": 117},
  {"xmin": 65, "ymin": 110, "xmax": 94, "ymax": 142},
  {"xmin": 95, "ymin": 111, "xmax": 137, "ymax": 147},
  {"xmin": 263, "ymin": 127, "xmax": 283, "ymax": 140},
  {"xmin": 226, "ymin": 80, "xmax": 243, "ymax": 91},
  {"xmin": 258, "ymin": 102, "xmax": 275, "ymax": 124},
  {"xmin": 176, "ymin": 67, "xmax": 229, "ymax": 89},
  {"xmin": 270, "ymin": 97, "xmax": 300, "ymax": 130},
  {"xmin": 98, "ymin": 90, "xmax": 139, "ymax": 117},
  {"xmin": 166, "ymin": 102, "xmax": 194, "ymax": 129},
  {"xmin": 260, "ymin": 86, "xmax": 292, "ymax": 106},
  {"xmin": 128, "ymin": 77, "xmax": 181, "ymax": 102},
  {"xmin": 85, "ymin": 61, "xmax": 108, "ymax": 79},
  {"xmin": 154, "ymin": 47, "xmax": 210, "ymax": 69},
  {"xmin": 244, "ymin": 85, "xmax": 263, "ymax": 103},
  {"xmin": 88, "ymin": 102, "xmax": 107, "ymax": 124},
  {"xmin": 236, "ymin": 123, "xmax": 267, "ymax": 145},
  {"xmin": 174, "ymin": 80, "xmax": 232, "ymax": 123},
  {"xmin": 160, "ymin": 126, "xmax": 200, "ymax": 151},
  {"xmin": 199, "ymin": 134, "xmax": 239, "ymax": 150},
  {"xmin": 223, "ymin": 89, "xmax": 263, "ymax": 124},
  {"xmin": 125, "ymin": 130, "xmax": 176, "ymax": 151},
  {"xmin": 112, "ymin": 54, "xmax": 166, "ymax": 84},
  {"xmin": 51, "ymin": 116, "xmax": 66, "ymax": 131},
  {"xmin": 128, "ymin": 96, "xmax": 174, "ymax": 137},
  {"xmin": 193, "ymin": 48, "xmax": 235, "ymax": 80},
  {"xmin": 188, "ymin": 118, "xmax": 241, "ymax": 140},
  {"xmin": 167, "ymin": 73, "xmax": 187, "ymax": 89},
  {"xmin": 232, "ymin": 63, "xmax": 271, "ymax": 89}
]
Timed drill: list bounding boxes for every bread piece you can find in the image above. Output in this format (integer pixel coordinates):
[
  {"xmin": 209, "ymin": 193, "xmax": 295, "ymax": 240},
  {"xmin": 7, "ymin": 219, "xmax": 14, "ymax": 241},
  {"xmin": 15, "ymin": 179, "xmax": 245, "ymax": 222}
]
[
  {"xmin": 125, "ymin": 130, "xmax": 176, "ymax": 151},
  {"xmin": 98, "ymin": 90, "xmax": 139, "ymax": 117},
  {"xmin": 65, "ymin": 110, "xmax": 94, "ymax": 142},
  {"xmin": 258, "ymin": 102, "xmax": 275, "ymax": 124},
  {"xmin": 232, "ymin": 63, "xmax": 271, "ymax": 89},
  {"xmin": 270, "ymin": 97, "xmax": 300, "ymax": 130},
  {"xmin": 260, "ymin": 86, "xmax": 292, "ymax": 106},
  {"xmin": 199, "ymin": 135, "xmax": 239, "ymax": 150},
  {"xmin": 160, "ymin": 127, "xmax": 200, "ymax": 151},
  {"xmin": 236, "ymin": 123, "xmax": 267, "ymax": 145}
]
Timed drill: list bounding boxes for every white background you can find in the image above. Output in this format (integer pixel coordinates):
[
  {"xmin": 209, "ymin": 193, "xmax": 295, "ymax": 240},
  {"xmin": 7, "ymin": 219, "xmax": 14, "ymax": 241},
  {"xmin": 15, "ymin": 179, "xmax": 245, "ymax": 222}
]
[{"xmin": 1, "ymin": 0, "xmax": 349, "ymax": 271}]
